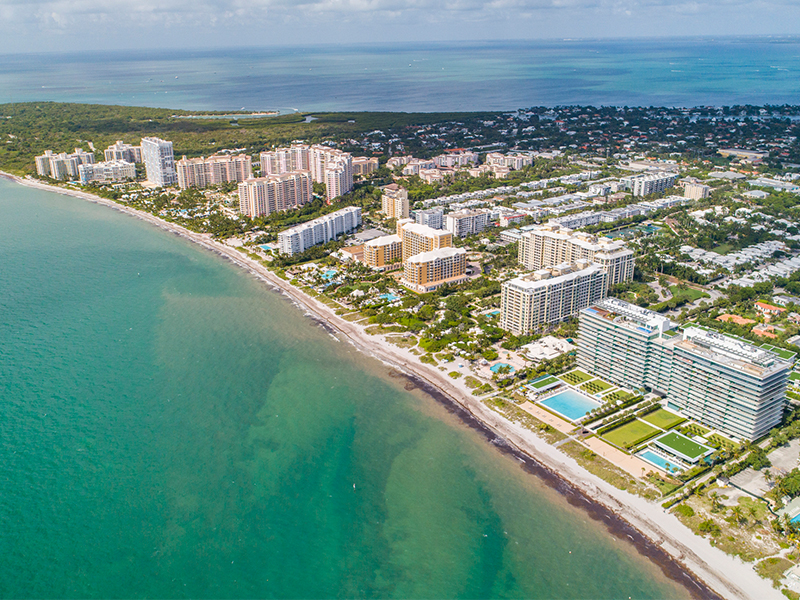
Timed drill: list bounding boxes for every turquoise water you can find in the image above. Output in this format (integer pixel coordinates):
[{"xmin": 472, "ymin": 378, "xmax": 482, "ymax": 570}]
[
  {"xmin": 0, "ymin": 178, "xmax": 690, "ymax": 598},
  {"xmin": 638, "ymin": 450, "xmax": 683, "ymax": 474},
  {"xmin": 1, "ymin": 37, "xmax": 799, "ymax": 111},
  {"xmin": 540, "ymin": 390, "xmax": 601, "ymax": 422},
  {"xmin": 490, "ymin": 362, "xmax": 515, "ymax": 374}
]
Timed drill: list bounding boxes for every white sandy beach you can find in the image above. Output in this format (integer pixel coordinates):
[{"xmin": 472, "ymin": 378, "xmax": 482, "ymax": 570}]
[{"xmin": 2, "ymin": 171, "xmax": 782, "ymax": 600}]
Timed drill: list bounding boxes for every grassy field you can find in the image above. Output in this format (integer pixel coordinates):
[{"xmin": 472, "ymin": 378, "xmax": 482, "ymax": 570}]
[
  {"xmin": 580, "ymin": 379, "xmax": 612, "ymax": 395},
  {"xmin": 642, "ymin": 408, "xmax": 686, "ymax": 430},
  {"xmin": 603, "ymin": 420, "xmax": 661, "ymax": 449},
  {"xmin": 711, "ymin": 243, "xmax": 734, "ymax": 255},
  {"xmin": 655, "ymin": 431, "xmax": 711, "ymax": 460},
  {"xmin": 528, "ymin": 375, "xmax": 559, "ymax": 389},
  {"xmin": 669, "ymin": 285, "xmax": 709, "ymax": 302},
  {"xmin": 560, "ymin": 369, "xmax": 593, "ymax": 385},
  {"xmin": 682, "ymin": 422, "xmax": 711, "ymax": 437},
  {"xmin": 603, "ymin": 390, "xmax": 632, "ymax": 403}
]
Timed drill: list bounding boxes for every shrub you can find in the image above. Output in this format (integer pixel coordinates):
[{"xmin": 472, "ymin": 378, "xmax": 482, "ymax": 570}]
[
  {"xmin": 674, "ymin": 504, "xmax": 695, "ymax": 518},
  {"xmin": 698, "ymin": 519, "xmax": 721, "ymax": 537}
]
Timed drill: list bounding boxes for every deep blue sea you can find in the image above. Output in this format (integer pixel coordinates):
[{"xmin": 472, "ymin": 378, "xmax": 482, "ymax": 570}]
[{"xmin": 1, "ymin": 37, "xmax": 799, "ymax": 112}]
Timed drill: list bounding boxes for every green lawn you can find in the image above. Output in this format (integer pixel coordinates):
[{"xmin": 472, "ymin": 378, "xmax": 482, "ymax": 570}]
[
  {"xmin": 602, "ymin": 420, "xmax": 661, "ymax": 450},
  {"xmin": 681, "ymin": 422, "xmax": 710, "ymax": 437},
  {"xmin": 707, "ymin": 434, "xmax": 739, "ymax": 452},
  {"xmin": 711, "ymin": 243, "xmax": 734, "ymax": 255},
  {"xmin": 642, "ymin": 409, "xmax": 686, "ymax": 430},
  {"xmin": 761, "ymin": 344, "xmax": 797, "ymax": 362},
  {"xmin": 669, "ymin": 285, "xmax": 709, "ymax": 302},
  {"xmin": 603, "ymin": 390, "xmax": 632, "ymax": 404},
  {"xmin": 529, "ymin": 375, "xmax": 559, "ymax": 389},
  {"xmin": 580, "ymin": 379, "xmax": 613, "ymax": 395},
  {"xmin": 654, "ymin": 432, "xmax": 712, "ymax": 461},
  {"xmin": 560, "ymin": 369, "xmax": 593, "ymax": 385}
]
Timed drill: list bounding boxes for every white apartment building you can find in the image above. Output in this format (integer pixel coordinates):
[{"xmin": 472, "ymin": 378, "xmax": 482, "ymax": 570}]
[
  {"xmin": 401, "ymin": 247, "xmax": 468, "ymax": 293},
  {"xmin": 433, "ymin": 151, "xmax": 478, "ymax": 168},
  {"xmin": 277, "ymin": 206, "xmax": 361, "ymax": 256},
  {"xmin": 176, "ymin": 154, "xmax": 252, "ymax": 189},
  {"xmin": 381, "ymin": 183, "xmax": 409, "ymax": 220},
  {"xmin": 622, "ymin": 172, "xmax": 678, "ymax": 197},
  {"xmin": 386, "ymin": 155, "xmax": 414, "ymax": 170},
  {"xmin": 518, "ymin": 224, "xmax": 634, "ymax": 288},
  {"xmin": 549, "ymin": 211, "xmax": 603, "ymax": 229},
  {"xmin": 485, "ymin": 152, "xmax": 533, "ymax": 170},
  {"xmin": 35, "ymin": 148, "xmax": 95, "ymax": 180},
  {"xmin": 238, "ymin": 172, "xmax": 313, "ymax": 218},
  {"xmin": 104, "ymin": 141, "xmax": 142, "ymax": 163},
  {"xmin": 445, "ymin": 210, "xmax": 490, "ymax": 238},
  {"xmin": 501, "ymin": 261, "xmax": 607, "ymax": 335},
  {"xmin": 578, "ymin": 298, "xmax": 791, "ymax": 441},
  {"xmin": 414, "ymin": 208, "xmax": 444, "ymax": 230},
  {"xmin": 78, "ymin": 160, "xmax": 136, "ymax": 184},
  {"xmin": 141, "ymin": 137, "xmax": 177, "ymax": 187}
]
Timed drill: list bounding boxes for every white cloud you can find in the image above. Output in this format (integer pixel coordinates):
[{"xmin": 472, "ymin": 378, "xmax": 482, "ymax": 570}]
[{"xmin": 0, "ymin": 0, "xmax": 797, "ymax": 51}]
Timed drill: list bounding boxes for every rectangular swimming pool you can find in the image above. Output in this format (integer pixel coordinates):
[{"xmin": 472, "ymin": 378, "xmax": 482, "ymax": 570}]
[
  {"xmin": 539, "ymin": 389, "xmax": 601, "ymax": 422},
  {"xmin": 638, "ymin": 450, "xmax": 683, "ymax": 474}
]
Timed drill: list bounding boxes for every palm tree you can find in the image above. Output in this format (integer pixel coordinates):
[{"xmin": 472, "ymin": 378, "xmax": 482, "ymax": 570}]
[
  {"xmin": 710, "ymin": 491, "xmax": 722, "ymax": 513},
  {"xmin": 730, "ymin": 505, "xmax": 744, "ymax": 525},
  {"xmin": 748, "ymin": 505, "xmax": 760, "ymax": 528}
]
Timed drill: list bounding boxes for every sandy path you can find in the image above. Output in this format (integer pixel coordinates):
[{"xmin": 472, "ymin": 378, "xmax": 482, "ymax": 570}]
[{"xmin": 2, "ymin": 172, "xmax": 782, "ymax": 600}]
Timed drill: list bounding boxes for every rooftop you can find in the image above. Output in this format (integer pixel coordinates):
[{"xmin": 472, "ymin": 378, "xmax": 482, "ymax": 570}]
[{"xmin": 406, "ymin": 247, "xmax": 466, "ymax": 263}]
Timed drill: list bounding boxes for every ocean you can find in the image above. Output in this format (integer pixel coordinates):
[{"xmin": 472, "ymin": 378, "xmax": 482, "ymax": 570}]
[
  {"xmin": 1, "ymin": 37, "xmax": 799, "ymax": 112},
  {"xmin": 0, "ymin": 178, "xmax": 692, "ymax": 598}
]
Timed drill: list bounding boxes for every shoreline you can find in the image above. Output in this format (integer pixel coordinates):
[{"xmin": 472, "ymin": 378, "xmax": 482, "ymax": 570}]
[{"xmin": 2, "ymin": 171, "xmax": 781, "ymax": 600}]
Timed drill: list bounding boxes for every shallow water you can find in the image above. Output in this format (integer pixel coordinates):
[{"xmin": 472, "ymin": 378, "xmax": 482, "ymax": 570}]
[{"xmin": 0, "ymin": 178, "xmax": 691, "ymax": 598}]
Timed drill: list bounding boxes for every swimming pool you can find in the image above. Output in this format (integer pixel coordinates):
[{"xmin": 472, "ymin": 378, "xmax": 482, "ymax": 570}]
[
  {"xmin": 379, "ymin": 293, "xmax": 400, "ymax": 302},
  {"xmin": 322, "ymin": 269, "xmax": 338, "ymax": 280},
  {"xmin": 539, "ymin": 389, "xmax": 600, "ymax": 421},
  {"xmin": 638, "ymin": 450, "xmax": 683, "ymax": 474},
  {"xmin": 490, "ymin": 362, "xmax": 515, "ymax": 374}
]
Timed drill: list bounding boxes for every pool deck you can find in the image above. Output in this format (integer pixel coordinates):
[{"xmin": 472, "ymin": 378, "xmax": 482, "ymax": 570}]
[
  {"xmin": 519, "ymin": 401, "xmax": 575, "ymax": 434},
  {"xmin": 580, "ymin": 437, "xmax": 654, "ymax": 479}
]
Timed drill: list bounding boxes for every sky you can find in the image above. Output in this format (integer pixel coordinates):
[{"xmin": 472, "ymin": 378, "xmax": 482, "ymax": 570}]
[{"xmin": 0, "ymin": 0, "xmax": 799, "ymax": 53}]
